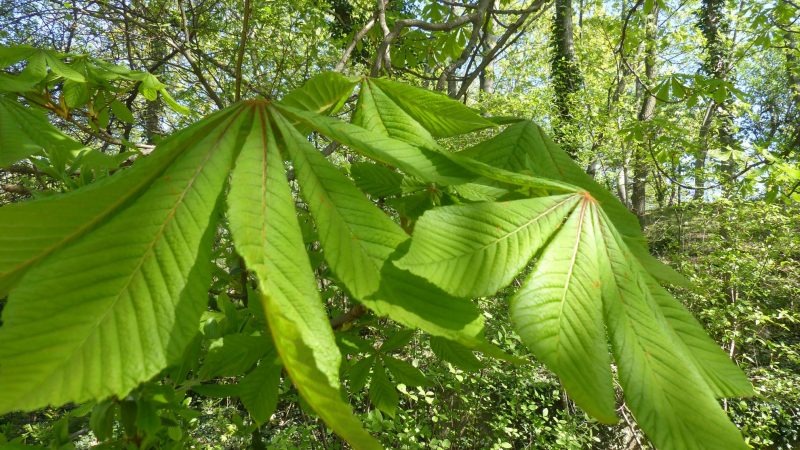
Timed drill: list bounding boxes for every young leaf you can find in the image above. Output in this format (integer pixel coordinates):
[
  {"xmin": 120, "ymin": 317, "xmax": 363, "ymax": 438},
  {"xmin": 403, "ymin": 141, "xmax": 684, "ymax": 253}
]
[
  {"xmin": 459, "ymin": 121, "xmax": 687, "ymax": 286},
  {"xmin": 352, "ymin": 79, "xmax": 441, "ymax": 149},
  {"xmin": 369, "ymin": 78, "xmax": 495, "ymax": 137},
  {"xmin": 396, "ymin": 194, "xmax": 581, "ymax": 297},
  {"xmin": 110, "ymin": 99, "xmax": 134, "ymax": 124},
  {"xmin": 351, "ymin": 162, "xmax": 403, "ymax": 197},
  {"xmin": 510, "ymin": 195, "xmax": 617, "ymax": 424},
  {"xmin": 597, "ymin": 217, "xmax": 748, "ymax": 450},
  {"xmin": 276, "ymin": 103, "xmax": 472, "ymax": 185},
  {"xmin": 644, "ymin": 278, "xmax": 754, "ymax": 398},
  {"xmin": 368, "ymin": 362, "xmax": 398, "ymax": 418},
  {"xmin": 199, "ymin": 334, "xmax": 268, "ymax": 379},
  {"xmin": 348, "ymin": 356, "xmax": 375, "ymax": 392},
  {"xmin": 273, "ymin": 110, "xmax": 499, "ymax": 355},
  {"xmin": 278, "ymin": 71, "xmax": 359, "ymax": 116},
  {"xmin": 273, "ymin": 110, "xmax": 407, "ymax": 300},
  {"xmin": 0, "ymin": 95, "xmax": 86, "ymax": 168},
  {"xmin": 383, "ymin": 356, "xmax": 428, "ymax": 387},
  {"xmin": 0, "ymin": 106, "xmax": 238, "ymax": 296},
  {"xmin": 429, "ymin": 336, "xmax": 482, "ymax": 372},
  {"xmin": 0, "ymin": 106, "xmax": 247, "ymax": 413},
  {"xmin": 226, "ymin": 105, "xmax": 379, "ymax": 449},
  {"xmin": 239, "ymin": 358, "xmax": 282, "ymax": 425}
]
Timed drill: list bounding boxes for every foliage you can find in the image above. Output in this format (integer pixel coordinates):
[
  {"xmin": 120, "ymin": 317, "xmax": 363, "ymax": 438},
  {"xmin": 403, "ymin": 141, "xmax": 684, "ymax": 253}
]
[
  {"xmin": 1, "ymin": 0, "xmax": 798, "ymax": 448},
  {"xmin": 0, "ymin": 43, "xmax": 759, "ymax": 449}
]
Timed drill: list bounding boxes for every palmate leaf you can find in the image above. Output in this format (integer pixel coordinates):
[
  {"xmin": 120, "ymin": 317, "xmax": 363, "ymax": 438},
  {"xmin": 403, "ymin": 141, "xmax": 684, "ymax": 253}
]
[
  {"xmin": 459, "ymin": 121, "xmax": 687, "ymax": 286},
  {"xmin": 238, "ymin": 355, "xmax": 282, "ymax": 425},
  {"xmin": 0, "ymin": 95, "xmax": 86, "ymax": 168},
  {"xmin": 278, "ymin": 104, "xmax": 578, "ymax": 194},
  {"xmin": 367, "ymin": 78, "xmax": 495, "ymax": 138},
  {"xmin": 0, "ymin": 105, "xmax": 248, "ymax": 413},
  {"xmin": 0, "ymin": 107, "xmax": 238, "ymax": 296},
  {"xmin": 226, "ymin": 104, "xmax": 379, "ymax": 449},
  {"xmin": 395, "ymin": 194, "xmax": 580, "ymax": 297},
  {"xmin": 277, "ymin": 72, "xmax": 359, "ymax": 134},
  {"xmin": 596, "ymin": 210, "xmax": 750, "ymax": 450},
  {"xmin": 398, "ymin": 190, "xmax": 751, "ymax": 448},
  {"xmin": 272, "ymin": 108, "xmax": 501, "ymax": 353},
  {"xmin": 510, "ymin": 195, "xmax": 616, "ymax": 423},
  {"xmin": 350, "ymin": 162, "xmax": 403, "ymax": 197}
]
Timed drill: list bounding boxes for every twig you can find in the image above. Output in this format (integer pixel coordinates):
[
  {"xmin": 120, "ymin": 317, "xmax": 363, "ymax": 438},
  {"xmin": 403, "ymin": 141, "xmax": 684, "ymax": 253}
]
[
  {"xmin": 330, "ymin": 304, "xmax": 367, "ymax": 330},
  {"xmin": 335, "ymin": 13, "xmax": 378, "ymax": 71},
  {"xmin": 234, "ymin": 0, "xmax": 252, "ymax": 102}
]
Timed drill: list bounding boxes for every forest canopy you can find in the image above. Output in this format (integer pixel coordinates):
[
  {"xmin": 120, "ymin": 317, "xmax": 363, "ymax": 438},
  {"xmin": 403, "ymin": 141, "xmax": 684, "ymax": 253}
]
[{"xmin": 0, "ymin": 0, "xmax": 798, "ymax": 449}]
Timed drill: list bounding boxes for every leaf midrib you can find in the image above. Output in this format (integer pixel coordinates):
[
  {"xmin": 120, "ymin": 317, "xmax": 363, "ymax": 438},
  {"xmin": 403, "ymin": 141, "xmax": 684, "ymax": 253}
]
[
  {"xmin": 12, "ymin": 108, "xmax": 244, "ymax": 406},
  {"xmin": 412, "ymin": 194, "xmax": 579, "ymax": 266}
]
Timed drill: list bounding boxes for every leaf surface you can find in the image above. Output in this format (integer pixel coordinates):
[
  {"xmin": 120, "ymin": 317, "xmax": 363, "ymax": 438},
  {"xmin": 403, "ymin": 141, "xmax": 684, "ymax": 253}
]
[
  {"xmin": 396, "ymin": 194, "xmax": 580, "ymax": 297},
  {"xmin": 226, "ymin": 106, "xmax": 379, "ymax": 450},
  {"xmin": 0, "ymin": 106, "xmax": 245, "ymax": 413},
  {"xmin": 0, "ymin": 107, "xmax": 237, "ymax": 296},
  {"xmin": 597, "ymin": 211, "xmax": 748, "ymax": 450},
  {"xmin": 510, "ymin": 196, "xmax": 616, "ymax": 423}
]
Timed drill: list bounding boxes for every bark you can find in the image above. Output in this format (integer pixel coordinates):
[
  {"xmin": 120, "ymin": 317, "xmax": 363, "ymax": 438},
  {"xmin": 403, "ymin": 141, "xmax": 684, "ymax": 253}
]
[
  {"xmin": 550, "ymin": 0, "xmax": 582, "ymax": 158},
  {"xmin": 144, "ymin": 40, "xmax": 166, "ymax": 145},
  {"xmin": 694, "ymin": 0, "xmax": 736, "ymax": 199},
  {"xmin": 785, "ymin": 31, "xmax": 800, "ymax": 152},
  {"xmin": 479, "ymin": 6, "xmax": 497, "ymax": 96},
  {"xmin": 631, "ymin": 3, "xmax": 659, "ymax": 220}
]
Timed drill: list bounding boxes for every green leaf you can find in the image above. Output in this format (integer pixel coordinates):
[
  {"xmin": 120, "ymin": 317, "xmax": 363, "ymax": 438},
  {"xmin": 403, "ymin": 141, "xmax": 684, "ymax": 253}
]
[
  {"xmin": 0, "ymin": 106, "xmax": 238, "ymax": 296},
  {"xmin": 278, "ymin": 71, "xmax": 358, "ymax": 116},
  {"xmin": 644, "ymin": 278, "xmax": 753, "ymax": 398},
  {"xmin": 352, "ymin": 79, "xmax": 440, "ymax": 149},
  {"xmin": 0, "ymin": 106, "xmax": 246, "ymax": 413},
  {"xmin": 110, "ymin": 99, "xmax": 134, "ymax": 124},
  {"xmin": 191, "ymin": 383, "xmax": 240, "ymax": 398},
  {"xmin": 0, "ymin": 95, "xmax": 86, "ymax": 168},
  {"xmin": 597, "ymin": 211, "xmax": 748, "ymax": 450},
  {"xmin": 369, "ymin": 78, "xmax": 495, "ymax": 137},
  {"xmin": 159, "ymin": 88, "xmax": 189, "ymax": 115},
  {"xmin": 277, "ymin": 103, "xmax": 472, "ymax": 185},
  {"xmin": 239, "ymin": 358, "xmax": 282, "ymax": 425},
  {"xmin": 379, "ymin": 329, "xmax": 415, "ymax": 353},
  {"xmin": 370, "ymin": 252, "xmax": 492, "ymax": 350},
  {"xmin": 348, "ymin": 356, "xmax": 375, "ymax": 392},
  {"xmin": 368, "ymin": 362, "xmax": 398, "ymax": 418},
  {"xmin": 0, "ymin": 45, "xmax": 36, "ymax": 68},
  {"xmin": 19, "ymin": 51, "xmax": 47, "ymax": 84},
  {"xmin": 226, "ymin": 104, "xmax": 379, "ymax": 449},
  {"xmin": 45, "ymin": 52, "xmax": 85, "ymax": 82},
  {"xmin": 383, "ymin": 356, "xmax": 428, "ymax": 387},
  {"xmin": 396, "ymin": 194, "xmax": 581, "ymax": 297},
  {"xmin": 273, "ymin": 111, "xmax": 407, "ymax": 300},
  {"xmin": 510, "ymin": 196, "xmax": 617, "ymax": 424},
  {"xmin": 199, "ymin": 334, "xmax": 268, "ymax": 379},
  {"xmin": 63, "ymin": 80, "xmax": 90, "ymax": 108},
  {"xmin": 89, "ymin": 400, "xmax": 116, "ymax": 442},
  {"xmin": 429, "ymin": 336, "xmax": 482, "ymax": 372},
  {"xmin": 351, "ymin": 162, "xmax": 403, "ymax": 197},
  {"xmin": 274, "ymin": 110, "xmax": 497, "ymax": 355},
  {"xmin": 459, "ymin": 121, "xmax": 687, "ymax": 286}
]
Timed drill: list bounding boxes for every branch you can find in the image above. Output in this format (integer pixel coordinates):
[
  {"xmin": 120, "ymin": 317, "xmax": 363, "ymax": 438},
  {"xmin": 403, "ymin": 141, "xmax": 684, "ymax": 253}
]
[
  {"xmin": 234, "ymin": 0, "xmax": 252, "ymax": 102},
  {"xmin": 1, "ymin": 183, "xmax": 31, "ymax": 196},
  {"xmin": 330, "ymin": 304, "xmax": 367, "ymax": 330},
  {"xmin": 456, "ymin": 0, "xmax": 551, "ymax": 99},
  {"xmin": 335, "ymin": 12, "xmax": 378, "ymax": 72}
]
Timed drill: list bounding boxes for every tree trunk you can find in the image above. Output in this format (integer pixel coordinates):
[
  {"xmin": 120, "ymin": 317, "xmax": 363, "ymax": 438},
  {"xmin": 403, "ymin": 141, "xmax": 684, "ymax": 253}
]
[
  {"xmin": 631, "ymin": 3, "xmax": 659, "ymax": 220},
  {"xmin": 479, "ymin": 10, "xmax": 496, "ymax": 96},
  {"xmin": 550, "ymin": 0, "xmax": 582, "ymax": 159},
  {"xmin": 144, "ymin": 40, "xmax": 166, "ymax": 145},
  {"xmin": 694, "ymin": 0, "xmax": 736, "ymax": 199}
]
